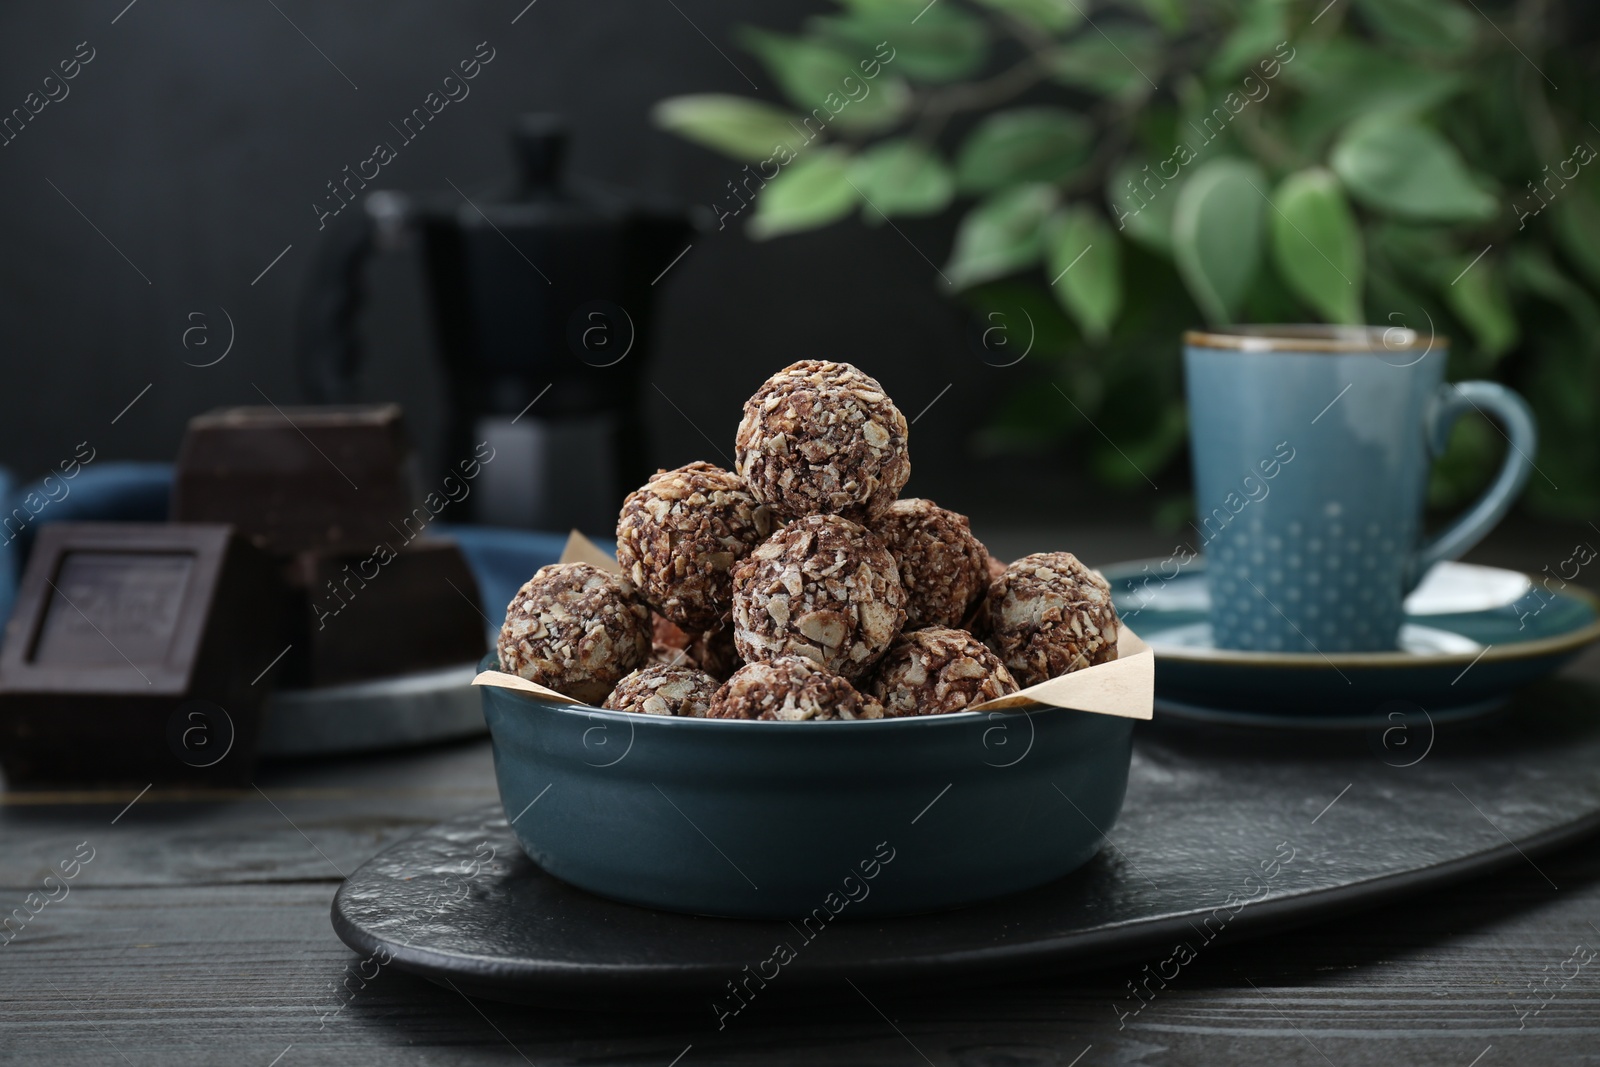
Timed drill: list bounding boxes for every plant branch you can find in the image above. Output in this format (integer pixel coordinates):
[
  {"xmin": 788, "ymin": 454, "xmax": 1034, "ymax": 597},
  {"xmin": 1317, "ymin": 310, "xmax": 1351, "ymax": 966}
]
[
  {"xmin": 920, "ymin": 54, "xmax": 1050, "ymax": 120},
  {"xmin": 907, "ymin": 5, "xmax": 1067, "ymax": 137},
  {"xmin": 1231, "ymin": 98, "xmax": 1301, "ymax": 173}
]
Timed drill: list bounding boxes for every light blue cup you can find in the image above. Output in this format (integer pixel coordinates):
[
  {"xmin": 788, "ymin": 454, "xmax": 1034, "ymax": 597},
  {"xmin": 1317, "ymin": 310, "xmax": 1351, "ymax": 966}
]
[{"xmin": 1184, "ymin": 326, "xmax": 1537, "ymax": 654}]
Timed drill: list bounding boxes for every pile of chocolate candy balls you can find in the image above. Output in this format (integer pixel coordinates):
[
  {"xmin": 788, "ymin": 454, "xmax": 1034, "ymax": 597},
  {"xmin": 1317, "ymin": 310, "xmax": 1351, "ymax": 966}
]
[{"xmin": 497, "ymin": 360, "xmax": 1121, "ymax": 720}]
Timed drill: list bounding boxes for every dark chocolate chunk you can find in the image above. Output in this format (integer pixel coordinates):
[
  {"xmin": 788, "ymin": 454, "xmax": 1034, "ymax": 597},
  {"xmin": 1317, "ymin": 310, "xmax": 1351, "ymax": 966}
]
[
  {"xmin": 172, "ymin": 404, "xmax": 421, "ymax": 556},
  {"xmin": 0, "ymin": 523, "xmax": 290, "ymax": 786},
  {"xmin": 290, "ymin": 538, "xmax": 489, "ymax": 687}
]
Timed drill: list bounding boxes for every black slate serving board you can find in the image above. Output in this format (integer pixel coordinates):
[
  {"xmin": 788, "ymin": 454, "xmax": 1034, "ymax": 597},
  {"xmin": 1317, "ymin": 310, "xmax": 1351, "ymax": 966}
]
[{"xmin": 331, "ymin": 679, "xmax": 1600, "ymax": 1013}]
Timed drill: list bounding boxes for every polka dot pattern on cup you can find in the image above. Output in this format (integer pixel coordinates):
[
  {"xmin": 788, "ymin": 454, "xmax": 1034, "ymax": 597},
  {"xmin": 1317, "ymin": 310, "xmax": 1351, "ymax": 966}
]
[{"xmin": 1209, "ymin": 514, "xmax": 1411, "ymax": 654}]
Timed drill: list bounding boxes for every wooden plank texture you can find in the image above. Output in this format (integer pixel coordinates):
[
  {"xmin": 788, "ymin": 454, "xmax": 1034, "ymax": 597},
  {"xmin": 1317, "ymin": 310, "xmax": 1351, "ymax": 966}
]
[
  {"xmin": 0, "ymin": 740, "xmax": 498, "ymax": 890},
  {"xmin": 0, "ymin": 850, "xmax": 1596, "ymax": 1066}
]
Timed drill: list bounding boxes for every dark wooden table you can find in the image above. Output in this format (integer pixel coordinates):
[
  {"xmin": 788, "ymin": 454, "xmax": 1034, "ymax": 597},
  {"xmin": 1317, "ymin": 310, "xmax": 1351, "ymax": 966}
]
[{"xmin": 4, "ymin": 522, "xmax": 1598, "ymax": 1066}]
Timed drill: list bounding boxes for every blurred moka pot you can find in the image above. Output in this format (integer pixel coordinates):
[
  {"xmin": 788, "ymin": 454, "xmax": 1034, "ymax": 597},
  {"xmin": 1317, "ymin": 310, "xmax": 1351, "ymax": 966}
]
[{"xmin": 296, "ymin": 114, "xmax": 693, "ymax": 532}]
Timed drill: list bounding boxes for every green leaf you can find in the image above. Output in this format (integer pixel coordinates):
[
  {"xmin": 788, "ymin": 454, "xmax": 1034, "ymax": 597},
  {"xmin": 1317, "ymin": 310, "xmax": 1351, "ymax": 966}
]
[
  {"xmin": 1507, "ymin": 247, "xmax": 1600, "ymax": 516},
  {"xmin": 1242, "ymin": 249, "xmax": 1318, "ymax": 323},
  {"xmin": 1046, "ymin": 206, "xmax": 1122, "ymax": 343},
  {"xmin": 849, "ymin": 139, "xmax": 954, "ymax": 222},
  {"xmin": 1208, "ymin": 0, "xmax": 1289, "ymax": 81},
  {"xmin": 1104, "ymin": 159, "xmax": 1178, "ymax": 255},
  {"xmin": 962, "ymin": 278, "xmax": 1079, "ymax": 363},
  {"xmin": 1509, "ymin": 246, "xmax": 1600, "ymax": 344},
  {"xmin": 747, "ymin": 149, "xmax": 859, "ymax": 239},
  {"xmin": 969, "ymin": 0, "xmax": 1084, "ymax": 34},
  {"xmin": 1130, "ymin": 104, "xmax": 1181, "ymax": 164},
  {"xmin": 1363, "ymin": 261, "xmax": 1444, "ymax": 356},
  {"xmin": 975, "ymin": 380, "xmax": 1074, "ymax": 454},
  {"xmin": 945, "ymin": 184, "xmax": 1058, "ymax": 289},
  {"xmin": 1551, "ymin": 190, "xmax": 1600, "ymax": 291},
  {"xmin": 737, "ymin": 29, "xmax": 909, "ymax": 133},
  {"xmin": 1089, "ymin": 399, "xmax": 1186, "ymax": 489},
  {"xmin": 1428, "ymin": 413, "xmax": 1499, "ymax": 509},
  {"xmin": 809, "ymin": 6, "xmax": 988, "ymax": 83},
  {"xmin": 1284, "ymin": 40, "xmax": 1464, "ymax": 151},
  {"xmin": 1269, "ymin": 168, "xmax": 1364, "ymax": 325},
  {"xmin": 955, "ymin": 108, "xmax": 1094, "ymax": 193},
  {"xmin": 1449, "ymin": 56, "xmax": 1541, "ymax": 179},
  {"xmin": 1047, "ymin": 27, "xmax": 1162, "ymax": 99},
  {"xmin": 1171, "ymin": 158, "xmax": 1266, "ymax": 326},
  {"xmin": 834, "ymin": 0, "xmax": 928, "ymax": 12},
  {"xmin": 651, "ymin": 94, "xmax": 803, "ymax": 163},
  {"xmin": 1353, "ymin": 0, "xmax": 1477, "ymax": 55},
  {"xmin": 1117, "ymin": 234, "xmax": 1208, "ymax": 336},
  {"xmin": 1118, "ymin": 0, "xmax": 1187, "ymax": 35},
  {"xmin": 1439, "ymin": 252, "xmax": 1517, "ymax": 363},
  {"xmin": 1369, "ymin": 222, "xmax": 1454, "ymax": 286},
  {"xmin": 1330, "ymin": 115, "xmax": 1497, "ymax": 222}
]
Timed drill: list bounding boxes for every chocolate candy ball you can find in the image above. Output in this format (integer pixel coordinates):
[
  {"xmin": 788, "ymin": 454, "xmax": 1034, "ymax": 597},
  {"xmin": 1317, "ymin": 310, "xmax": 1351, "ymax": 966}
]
[
  {"xmin": 616, "ymin": 462, "xmax": 775, "ymax": 633},
  {"xmin": 497, "ymin": 562, "xmax": 651, "ymax": 704},
  {"xmin": 731, "ymin": 513, "xmax": 907, "ymax": 682},
  {"xmin": 879, "ymin": 498, "xmax": 991, "ymax": 630},
  {"xmin": 734, "ymin": 360, "xmax": 910, "ymax": 521},
  {"xmin": 983, "ymin": 552, "xmax": 1119, "ymax": 687},
  {"xmin": 603, "ymin": 663, "xmax": 720, "ymax": 717},
  {"xmin": 869, "ymin": 627, "xmax": 1019, "ymax": 717},
  {"xmin": 707, "ymin": 655, "xmax": 884, "ymax": 721}
]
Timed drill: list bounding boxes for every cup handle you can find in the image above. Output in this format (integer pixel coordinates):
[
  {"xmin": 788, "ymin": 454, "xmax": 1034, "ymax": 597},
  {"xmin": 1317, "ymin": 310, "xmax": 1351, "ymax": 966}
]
[{"xmin": 1408, "ymin": 381, "xmax": 1538, "ymax": 590}]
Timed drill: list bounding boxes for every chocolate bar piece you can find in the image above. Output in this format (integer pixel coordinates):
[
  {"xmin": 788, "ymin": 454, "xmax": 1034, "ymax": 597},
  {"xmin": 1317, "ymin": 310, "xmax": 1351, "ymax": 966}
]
[
  {"xmin": 0, "ymin": 523, "xmax": 289, "ymax": 787},
  {"xmin": 172, "ymin": 404, "xmax": 420, "ymax": 556},
  {"xmin": 290, "ymin": 538, "xmax": 489, "ymax": 686}
]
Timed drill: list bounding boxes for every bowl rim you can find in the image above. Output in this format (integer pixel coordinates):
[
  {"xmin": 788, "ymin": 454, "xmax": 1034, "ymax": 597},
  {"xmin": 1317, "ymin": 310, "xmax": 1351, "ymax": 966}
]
[
  {"xmin": 476, "ymin": 654, "xmax": 1065, "ymax": 731},
  {"xmin": 482, "ymin": 685, "xmax": 1047, "ymax": 731}
]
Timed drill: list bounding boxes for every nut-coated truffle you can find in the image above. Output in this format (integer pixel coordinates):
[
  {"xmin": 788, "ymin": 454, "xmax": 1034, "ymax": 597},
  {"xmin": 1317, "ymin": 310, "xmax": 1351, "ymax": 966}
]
[
  {"xmin": 734, "ymin": 360, "xmax": 910, "ymax": 521},
  {"xmin": 602, "ymin": 663, "xmax": 720, "ymax": 717},
  {"xmin": 707, "ymin": 655, "xmax": 884, "ymax": 721},
  {"xmin": 982, "ymin": 552, "xmax": 1119, "ymax": 687},
  {"xmin": 731, "ymin": 513, "xmax": 907, "ymax": 681},
  {"xmin": 879, "ymin": 498, "xmax": 991, "ymax": 630},
  {"xmin": 869, "ymin": 627, "xmax": 1019, "ymax": 717},
  {"xmin": 497, "ymin": 562, "xmax": 651, "ymax": 704},
  {"xmin": 616, "ymin": 462, "xmax": 775, "ymax": 632}
]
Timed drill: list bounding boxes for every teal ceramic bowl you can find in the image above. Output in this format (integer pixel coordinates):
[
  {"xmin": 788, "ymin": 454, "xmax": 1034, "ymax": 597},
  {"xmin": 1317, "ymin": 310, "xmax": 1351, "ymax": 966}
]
[{"xmin": 478, "ymin": 656, "xmax": 1134, "ymax": 919}]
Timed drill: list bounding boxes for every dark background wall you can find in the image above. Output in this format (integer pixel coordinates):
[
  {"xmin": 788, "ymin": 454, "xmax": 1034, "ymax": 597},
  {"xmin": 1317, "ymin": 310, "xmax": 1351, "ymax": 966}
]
[{"xmin": 0, "ymin": 0, "xmax": 1063, "ymax": 525}]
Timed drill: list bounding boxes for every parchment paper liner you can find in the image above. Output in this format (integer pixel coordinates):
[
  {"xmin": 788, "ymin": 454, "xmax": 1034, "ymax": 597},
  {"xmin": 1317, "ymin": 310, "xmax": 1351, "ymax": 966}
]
[{"xmin": 474, "ymin": 530, "xmax": 1154, "ymax": 721}]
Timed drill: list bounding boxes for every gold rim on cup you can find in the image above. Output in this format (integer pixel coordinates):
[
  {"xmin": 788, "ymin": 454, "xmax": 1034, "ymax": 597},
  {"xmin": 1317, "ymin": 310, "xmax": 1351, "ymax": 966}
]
[{"xmin": 1184, "ymin": 324, "xmax": 1449, "ymax": 353}]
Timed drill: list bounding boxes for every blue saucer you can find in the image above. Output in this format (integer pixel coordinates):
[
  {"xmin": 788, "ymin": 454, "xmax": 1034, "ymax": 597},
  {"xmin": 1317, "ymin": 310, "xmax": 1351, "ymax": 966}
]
[{"xmin": 1101, "ymin": 559, "xmax": 1600, "ymax": 727}]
